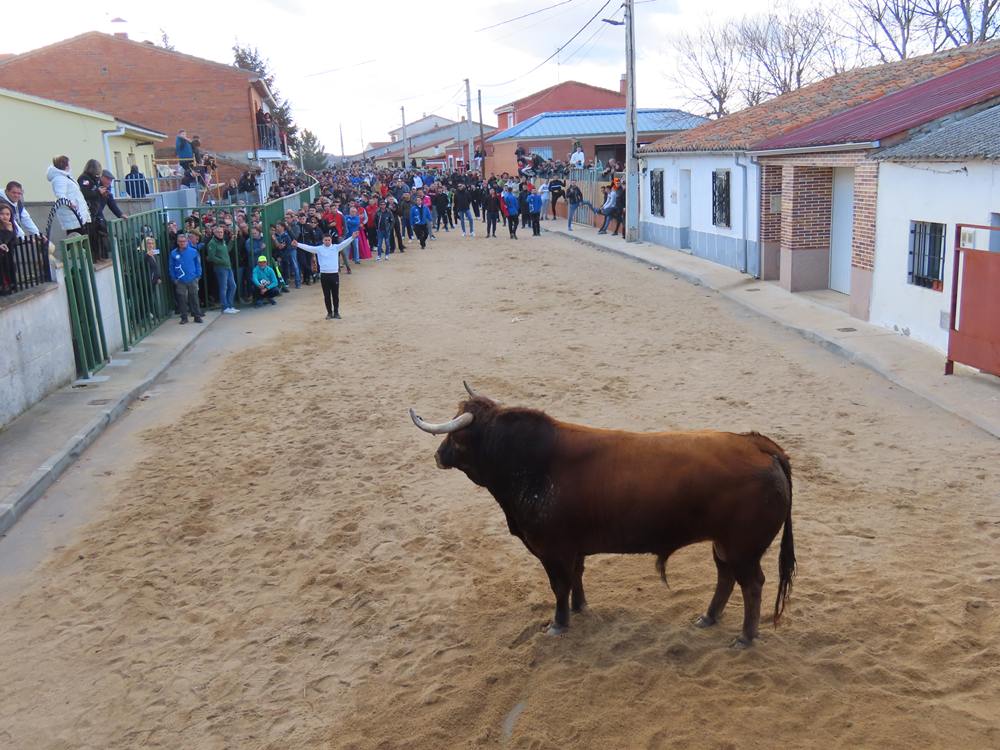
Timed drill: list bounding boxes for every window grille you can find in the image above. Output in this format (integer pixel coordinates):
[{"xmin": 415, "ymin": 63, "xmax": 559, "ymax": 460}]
[
  {"xmin": 650, "ymin": 169, "xmax": 664, "ymax": 217},
  {"xmin": 908, "ymin": 221, "xmax": 945, "ymax": 290},
  {"xmin": 712, "ymin": 169, "xmax": 731, "ymax": 228}
]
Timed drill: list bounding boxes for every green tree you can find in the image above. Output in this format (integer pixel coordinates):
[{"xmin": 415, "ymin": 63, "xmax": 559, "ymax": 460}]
[
  {"xmin": 232, "ymin": 44, "xmax": 299, "ymax": 153},
  {"xmin": 299, "ymin": 130, "xmax": 328, "ymax": 171}
]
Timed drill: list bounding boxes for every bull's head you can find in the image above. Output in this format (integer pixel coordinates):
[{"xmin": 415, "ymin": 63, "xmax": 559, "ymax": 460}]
[{"xmin": 410, "ymin": 383, "xmax": 498, "ymax": 486}]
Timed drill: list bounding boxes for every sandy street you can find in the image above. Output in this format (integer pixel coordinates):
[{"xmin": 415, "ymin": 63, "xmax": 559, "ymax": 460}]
[{"xmin": 0, "ymin": 227, "xmax": 998, "ymax": 750}]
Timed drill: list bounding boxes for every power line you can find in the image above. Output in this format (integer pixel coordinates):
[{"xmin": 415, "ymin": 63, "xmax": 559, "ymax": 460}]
[
  {"xmin": 481, "ymin": 0, "xmax": 615, "ymax": 88},
  {"xmin": 304, "ymin": 59, "xmax": 375, "ymax": 79},
  {"xmin": 560, "ymin": 8, "xmax": 619, "ymax": 64},
  {"xmin": 475, "ymin": 0, "xmax": 579, "ymax": 32}
]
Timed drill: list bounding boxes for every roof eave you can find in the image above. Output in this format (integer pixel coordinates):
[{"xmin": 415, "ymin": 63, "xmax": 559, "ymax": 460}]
[{"xmin": 749, "ymin": 141, "xmax": 880, "ymax": 156}]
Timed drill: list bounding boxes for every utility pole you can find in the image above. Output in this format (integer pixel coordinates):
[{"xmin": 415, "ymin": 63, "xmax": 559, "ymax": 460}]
[
  {"xmin": 339, "ymin": 122, "xmax": 345, "ymax": 166},
  {"xmin": 624, "ymin": 0, "xmax": 639, "ymax": 242},
  {"xmin": 464, "ymin": 78, "xmax": 474, "ymax": 173},
  {"xmin": 360, "ymin": 122, "xmax": 365, "ymax": 164},
  {"xmin": 477, "ymin": 89, "xmax": 486, "ymax": 175},
  {"xmin": 401, "ymin": 106, "xmax": 409, "ymax": 169}
]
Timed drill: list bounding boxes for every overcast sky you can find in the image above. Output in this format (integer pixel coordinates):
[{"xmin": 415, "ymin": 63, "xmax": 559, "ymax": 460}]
[{"xmin": 7, "ymin": 0, "xmax": 776, "ymax": 155}]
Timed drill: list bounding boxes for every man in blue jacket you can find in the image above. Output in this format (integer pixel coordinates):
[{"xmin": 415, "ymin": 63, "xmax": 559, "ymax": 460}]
[
  {"xmin": 168, "ymin": 233, "xmax": 203, "ymax": 324},
  {"xmin": 409, "ymin": 190, "xmax": 433, "ymax": 248},
  {"xmin": 526, "ymin": 186, "xmax": 542, "ymax": 236},
  {"xmin": 502, "ymin": 187, "xmax": 520, "ymax": 239}
]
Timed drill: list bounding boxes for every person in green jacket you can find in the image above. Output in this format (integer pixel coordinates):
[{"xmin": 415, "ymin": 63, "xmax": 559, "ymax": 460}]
[
  {"xmin": 251, "ymin": 255, "xmax": 280, "ymax": 307},
  {"xmin": 206, "ymin": 224, "xmax": 238, "ymax": 313}
]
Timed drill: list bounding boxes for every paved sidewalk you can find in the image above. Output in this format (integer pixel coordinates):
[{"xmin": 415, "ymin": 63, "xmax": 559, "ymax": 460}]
[
  {"xmin": 547, "ymin": 221, "xmax": 1000, "ymax": 440},
  {"xmin": 0, "ymin": 311, "xmax": 221, "ymax": 536}
]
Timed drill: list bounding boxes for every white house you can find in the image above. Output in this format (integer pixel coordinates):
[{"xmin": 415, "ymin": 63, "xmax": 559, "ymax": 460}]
[{"xmin": 870, "ymin": 106, "xmax": 1000, "ymax": 354}]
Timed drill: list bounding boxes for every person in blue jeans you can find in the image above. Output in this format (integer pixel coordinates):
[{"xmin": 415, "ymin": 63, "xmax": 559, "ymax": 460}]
[
  {"xmin": 454, "ymin": 184, "xmax": 475, "ymax": 237},
  {"xmin": 271, "ymin": 221, "xmax": 299, "ymax": 287},
  {"xmin": 205, "ymin": 224, "xmax": 239, "ymax": 313},
  {"xmin": 375, "ymin": 200, "xmax": 394, "ymax": 261},
  {"xmin": 565, "ymin": 182, "xmax": 594, "ymax": 231},
  {"xmin": 597, "ymin": 186, "xmax": 617, "ymax": 234}
]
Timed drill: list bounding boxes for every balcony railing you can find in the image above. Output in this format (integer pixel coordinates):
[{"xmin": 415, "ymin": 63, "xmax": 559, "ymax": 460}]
[
  {"xmin": 1, "ymin": 234, "xmax": 53, "ymax": 295},
  {"xmin": 256, "ymin": 123, "xmax": 286, "ymax": 154}
]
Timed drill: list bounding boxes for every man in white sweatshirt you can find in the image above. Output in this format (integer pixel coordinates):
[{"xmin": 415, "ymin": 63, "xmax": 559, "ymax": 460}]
[{"xmin": 292, "ymin": 231, "xmax": 358, "ymax": 320}]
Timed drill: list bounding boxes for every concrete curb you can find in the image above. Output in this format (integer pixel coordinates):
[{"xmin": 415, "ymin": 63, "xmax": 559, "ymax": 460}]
[
  {"xmin": 0, "ymin": 315, "xmax": 219, "ymax": 537},
  {"xmin": 548, "ymin": 227, "xmax": 1000, "ymax": 441}
]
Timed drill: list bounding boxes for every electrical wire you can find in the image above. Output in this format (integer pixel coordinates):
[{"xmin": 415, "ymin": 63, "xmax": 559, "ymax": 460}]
[
  {"xmin": 475, "ymin": 0, "xmax": 579, "ymax": 32},
  {"xmin": 304, "ymin": 59, "xmax": 376, "ymax": 79},
  {"xmin": 481, "ymin": 0, "xmax": 615, "ymax": 88},
  {"xmin": 560, "ymin": 7, "xmax": 618, "ymax": 64}
]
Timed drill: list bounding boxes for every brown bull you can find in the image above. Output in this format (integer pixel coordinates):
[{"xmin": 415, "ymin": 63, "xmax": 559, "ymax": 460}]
[{"xmin": 410, "ymin": 383, "xmax": 796, "ymax": 648}]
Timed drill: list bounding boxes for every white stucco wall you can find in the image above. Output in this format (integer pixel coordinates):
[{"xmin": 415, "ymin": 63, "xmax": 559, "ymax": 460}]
[
  {"xmin": 0, "ymin": 273, "xmax": 76, "ymax": 428},
  {"xmin": 871, "ymin": 160, "xmax": 1000, "ymax": 353},
  {"xmin": 640, "ymin": 152, "xmax": 761, "ymax": 274}
]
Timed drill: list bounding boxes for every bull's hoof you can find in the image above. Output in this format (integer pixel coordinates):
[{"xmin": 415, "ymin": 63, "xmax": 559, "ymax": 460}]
[
  {"xmin": 730, "ymin": 635, "xmax": 754, "ymax": 650},
  {"xmin": 545, "ymin": 623, "xmax": 568, "ymax": 636},
  {"xmin": 694, "ymin": 614, "xmax": 717, "ymax": 628}
]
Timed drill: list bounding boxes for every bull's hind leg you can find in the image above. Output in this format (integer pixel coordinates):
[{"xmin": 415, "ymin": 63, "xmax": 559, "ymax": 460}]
[
  {"xmin": 541, "ymin": 558, "xmax": 572, "ymax": 635},
  {"xmin": 571, "ymin": 555, "xmax": 587, "ymax": 613},
  {"xmin": 695, "ymin": 546, "xmax": 735, "ymax": 628},
  {"xmin": 731, "ymin": 560, "xmax": 765, "ymax": 649}
]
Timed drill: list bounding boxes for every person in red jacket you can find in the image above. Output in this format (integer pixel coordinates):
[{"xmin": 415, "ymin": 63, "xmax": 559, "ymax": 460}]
[{"xmin": 364, "ymin": 195, "xmax": 379, "ymax": 253}]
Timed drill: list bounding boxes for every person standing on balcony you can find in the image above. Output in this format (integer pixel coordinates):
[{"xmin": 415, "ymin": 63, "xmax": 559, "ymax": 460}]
[
  {"xmin": 124, "ymin": 165, "xmax": 150, "ymax": 199},
  {"xmin": 176, "ymin": 129, "xmax": 194, "ymax": 172},
  {"xmin": 570, "ymin": 145, "xmax": 585, "ymax": 170},
  {"xmin": 1, "ymin": 181, "xmax": 43, "ymax": 240},
  {"xmin": 0, "ymin": 204, "xmax": 17, "ymax": 295},
  {"xmin": 168, "ymin": 233, "xmax": 203, "ymax": 324}
]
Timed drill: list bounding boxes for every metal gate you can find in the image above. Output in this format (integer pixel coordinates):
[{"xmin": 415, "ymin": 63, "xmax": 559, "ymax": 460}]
[
  {"xmin": 946, "ymin": 223, "xmax": 1000, "ymax": 377},
  {"xmin": 62, "ymin": 234, "xmax": 110, "ymax": 378}
]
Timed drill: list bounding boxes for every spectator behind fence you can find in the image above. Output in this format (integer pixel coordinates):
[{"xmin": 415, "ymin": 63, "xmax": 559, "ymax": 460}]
[
  {"xmin": 168, "ymin": 233, "xmax": 203, "ymax": 324},
  {"xmin": 1, "ymin": 181, "xmax": 43, "ymax": 239},
  {"xmin": 0, "ymin": 203, "xmax": 16, "ymax": 295},
  {"xmin": 47, "ymin": 155, "xmax": 92, "ymax": 238},
  {"xmin": 124, "ymin": 164, "xmax": 149, "ymax": 199}
]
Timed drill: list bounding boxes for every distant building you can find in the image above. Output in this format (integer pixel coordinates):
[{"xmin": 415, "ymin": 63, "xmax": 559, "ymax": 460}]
[
  {"xmin": 494, "ymin": 80, "xmax": 627, "ymax": 130},
  {"xmin": 0, "ymin": 87, "xmax": 164, "ymax": 201},
  {"xmin": 487, "ymin": 108, "xmax": 706, "ymax": 175},
  {"xmin": 0, "ymin": 31, "xmax": 289, "ymax": 197}
]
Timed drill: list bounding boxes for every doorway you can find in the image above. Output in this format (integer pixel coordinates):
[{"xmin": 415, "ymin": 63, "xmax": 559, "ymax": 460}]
[{"xmin": 829, "ymin": 167, "xmax": 854, "ymax": 294}]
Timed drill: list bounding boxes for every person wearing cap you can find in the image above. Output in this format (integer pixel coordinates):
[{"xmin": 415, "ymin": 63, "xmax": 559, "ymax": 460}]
[
  {"xmin": 292, "ymin": 230, "xmax": 358, "ymax": 319},
  {"xmin": 251, "ymin": 255, "xmax": 280, "ymax": 307}
]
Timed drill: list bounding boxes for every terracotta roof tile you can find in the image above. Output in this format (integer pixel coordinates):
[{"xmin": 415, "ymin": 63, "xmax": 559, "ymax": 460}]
[{"xmin": 641, "ymin": 40, "xmax": 1000, "ymax": 154}]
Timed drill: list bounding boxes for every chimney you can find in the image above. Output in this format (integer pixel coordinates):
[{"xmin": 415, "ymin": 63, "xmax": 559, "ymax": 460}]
[{"xmin": 619, "ymin": 74, "xmax": 627, "ymax": 96}]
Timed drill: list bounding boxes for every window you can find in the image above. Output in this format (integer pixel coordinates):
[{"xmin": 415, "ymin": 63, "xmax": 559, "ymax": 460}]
[
  {"xmin": 908, "ymin": 221, "xmax": 946, "ymax": 290},
  {"xmin": 712, "ymin": 169, "xmax": 731, "ymax": 228},
  {"xmin": 650, "ymin": 169, "xmax": 664, "ymax": 217},
  {"xmin": 532, "ymin": 146, "xmax": 553, "ymax": 160}
]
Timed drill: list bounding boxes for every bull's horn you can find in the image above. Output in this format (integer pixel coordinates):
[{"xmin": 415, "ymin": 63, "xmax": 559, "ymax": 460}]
[
  {"xmin": 409, "ymin": 408, "xmax": 474, "ymax": 434},
  {"xmin": 463, "ymin": 380, "xmax": 479, "ymax": 399}
]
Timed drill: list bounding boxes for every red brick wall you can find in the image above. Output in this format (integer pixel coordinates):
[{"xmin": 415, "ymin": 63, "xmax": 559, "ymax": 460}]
[
  {"xmin": 511, "ymin": 82, "xmax": 624, "ymax": 123},
  {"xmin": 760, "ymin": 151, "xmax": 879, "ymax": 271},
  {"xmin": 759, "ymin": 163, "xmax": 782, "ymax": 243},
  {"xmin": 0, "ymin": 33, "xmax": 259, "ymax": 159}
]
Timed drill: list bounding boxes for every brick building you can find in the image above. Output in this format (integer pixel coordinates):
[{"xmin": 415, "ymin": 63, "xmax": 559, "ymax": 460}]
[
  {"xmin": 0, "ymin": 32, "xmax": 289, "ymax": 197},
  {"xmin": 494, "ymin": 80, "xmax": 626, "ymax": 130},
  {"xmin": 639, "ymin": 40, "xmax": 1000, "ymax": 321}
]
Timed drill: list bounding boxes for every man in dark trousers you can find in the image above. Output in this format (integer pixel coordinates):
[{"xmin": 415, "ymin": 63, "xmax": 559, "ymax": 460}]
[
  {"xmin": 292, "ymin": 231, "xmax": 358, "ymax": 319},
  {"xmin": 409, "ymin": 193, "xmax": 432, "ymax": 248}
]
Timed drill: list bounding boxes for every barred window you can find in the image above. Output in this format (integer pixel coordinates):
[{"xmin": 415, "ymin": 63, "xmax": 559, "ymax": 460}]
[
  {"xmin": 712, "ymin": 169, "xmax": 731, "ymax": 228},
  {"xmin": 908, "ymin": 221, "xmax": 946, "ymax": 290},
  {"xmin": 650, "ymin": 169, "xmax": 664, "ymax": 217}
]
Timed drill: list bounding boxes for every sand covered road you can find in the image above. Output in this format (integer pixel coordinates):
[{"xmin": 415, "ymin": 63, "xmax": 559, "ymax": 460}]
[{"xmin": 0, "ymin": 228, "xmax": 998, "ymax": 749}]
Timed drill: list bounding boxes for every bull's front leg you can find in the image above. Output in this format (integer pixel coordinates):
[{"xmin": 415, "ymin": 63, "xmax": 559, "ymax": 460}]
[
  {"xmin": 571, "ymin": 555, "xmax": 587, "ymax": 612},
  {"xmin": 540, "ymin": 558, "xmax": 572, "ymax": 635}
]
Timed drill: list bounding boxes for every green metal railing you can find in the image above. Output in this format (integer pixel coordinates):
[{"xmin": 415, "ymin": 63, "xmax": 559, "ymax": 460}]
[
  {"xmin": 62, "ymin": 234, "xmax": 110, "ymax": 378},
  {"xmin": 107, "ymin": 209, "xmax": 174, "ymax": 351}
]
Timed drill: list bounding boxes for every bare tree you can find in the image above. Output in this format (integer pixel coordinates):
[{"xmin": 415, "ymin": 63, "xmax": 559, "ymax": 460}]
[
  {"xmin": 672, "ymin": 22, "xmax": 742, "ymax": 118},
  {"xmin": 846, "ymin": 0, "xmax": 923, "ymax": 61},
  {"xmin": 916, "ymin": 0, "xmax": 1000, "ymax": 46},
  {"xmin": 737, "ymin": 5, "xmax": 834, "ymax": 97}
]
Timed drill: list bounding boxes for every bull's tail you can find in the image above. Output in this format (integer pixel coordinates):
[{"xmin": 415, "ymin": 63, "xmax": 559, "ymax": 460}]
[
  {"xmin": 655, "ymin": 554, "xmax": 670, "ymax": 588},
  {"xmin": 772, "ymin": 451, "xmax": 795, "ymax": 627}
]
